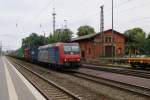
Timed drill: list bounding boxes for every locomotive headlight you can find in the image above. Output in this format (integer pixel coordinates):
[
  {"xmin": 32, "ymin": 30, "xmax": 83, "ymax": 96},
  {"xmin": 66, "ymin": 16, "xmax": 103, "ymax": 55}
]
[
  {"xmin": 64, "ymin": 59, "xmax": 67, "ymax": 62},
  {"xmin": 77, "ymin": 59, "xmax": 80, "ymax": 61},
  {"xmin": 140, "ymin": 61, "xmax": 143, "ymax": 63}
]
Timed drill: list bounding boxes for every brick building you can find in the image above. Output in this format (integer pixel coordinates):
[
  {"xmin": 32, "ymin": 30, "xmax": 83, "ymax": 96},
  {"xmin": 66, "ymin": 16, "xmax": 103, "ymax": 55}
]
[{"xmin": 72, "ymin": 29, "xmax": 127, "ymax": 59}]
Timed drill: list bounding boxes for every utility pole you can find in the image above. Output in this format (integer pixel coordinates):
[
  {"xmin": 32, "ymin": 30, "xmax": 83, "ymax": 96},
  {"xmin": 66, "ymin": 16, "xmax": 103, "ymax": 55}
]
[
  {"xmin": 64, "ymin": 20, "xmax": 68, "ymax": 29},
  {"xmin": 52, "ymin": 0, "xmax": 56, "ymax": 34},
  {"xmin": 16, "ymin": 18, "xmax": 19, "ymax": 28},
  {"xmin": 112, "ymin": 0, "xmax": 115, "ymax": 60},
  {"xmin": 40, "ymin": 24, "xmax": 46, "ymax": 45},
  {"xmin": 0, "ymin": 41, "xmax": 2, "ymax": 56},
  {"xmin": 100, "ymin": 5, "xmax": 104, "ymax": 57},
  {"xmin": 43, "ymin": 31, "xmax": 46, "ymax": 45}
]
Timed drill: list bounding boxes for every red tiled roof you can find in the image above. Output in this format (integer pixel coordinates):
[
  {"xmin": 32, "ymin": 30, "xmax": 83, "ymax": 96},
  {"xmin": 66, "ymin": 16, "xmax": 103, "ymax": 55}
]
[{"xmin": 72, "ymin": 29, "xmax": 127, "ymax": 41}]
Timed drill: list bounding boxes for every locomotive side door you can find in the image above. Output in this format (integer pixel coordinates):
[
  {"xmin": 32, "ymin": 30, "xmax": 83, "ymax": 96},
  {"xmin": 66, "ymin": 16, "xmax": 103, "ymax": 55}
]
[{"xmin": 55, "ymin": 47, "xmax": 59, "ymax": 64}]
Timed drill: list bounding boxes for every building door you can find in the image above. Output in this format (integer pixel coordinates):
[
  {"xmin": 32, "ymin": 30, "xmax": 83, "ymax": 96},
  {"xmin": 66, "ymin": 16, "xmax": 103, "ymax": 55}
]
[
  {"xmin": 105, "ymin": 46, "xmax": 115, "ymax": 57},
  {"xmin": 81, "ymin": 50, "xmax": 85, "ymax": 58}
]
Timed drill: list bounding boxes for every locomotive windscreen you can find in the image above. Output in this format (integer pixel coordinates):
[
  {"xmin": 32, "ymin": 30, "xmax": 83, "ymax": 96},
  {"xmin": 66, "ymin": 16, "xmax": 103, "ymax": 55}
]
[{"xmin": 64, "ymin": 44, "xmax": 80, "ymax": 54}]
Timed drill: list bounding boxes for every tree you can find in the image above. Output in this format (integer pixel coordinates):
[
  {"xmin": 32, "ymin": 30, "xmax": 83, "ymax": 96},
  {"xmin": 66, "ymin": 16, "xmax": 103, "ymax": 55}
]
[
  {"xmin": 145, "ymin": 33, "xmax": 150, "ymax": 55},
  {"xmin": 59, "ymin": 29, "xmax": 73, "ymax": 42},
  {"xmin": 47, "ymin": 28, "xmax": 73, "ymax": 43},
  {"xmin": 48, "ymin": 34, "xmax": 55, "ymax": 43},
  {"xmin": 124, "ymin": 28, "xmax": 146, "ymax": 43},
  {"xmin": 22, "ymin": 33, "xmax": 47, "ymax": 48},
  {"xmin": 124, "ymin": 28, "xmax": 146, "ymax": 56},
  {"xmin": 77, "ymin": 25, "xmax": 95, "ymax": 36}
]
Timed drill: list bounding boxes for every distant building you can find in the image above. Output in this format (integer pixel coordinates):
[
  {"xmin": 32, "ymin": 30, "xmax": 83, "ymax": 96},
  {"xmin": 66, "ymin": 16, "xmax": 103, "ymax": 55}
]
[{"xmin": 72, "ymin": 29, "xmax": 127, "ymax": 59}]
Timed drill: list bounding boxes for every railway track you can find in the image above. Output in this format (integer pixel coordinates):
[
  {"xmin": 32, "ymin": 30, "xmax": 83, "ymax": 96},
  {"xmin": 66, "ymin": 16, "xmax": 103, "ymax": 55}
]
[
  {"xmin": 82, "ymin": 64, "xmax": 150, "ymax": 79},
  {"xmin": 8, "ymin": 57, "xmax": 150, "ymax": 100},
  {"xmin": 9, "ymin": 57, "xmax": 110, "ymax": 100},
  {"xmin": 70, "ymin": 70, "xmax": 150, "ymax": 98},
  {"xmin": 10, "ymin": 59, "xmax": 81, "ymax": 100}
]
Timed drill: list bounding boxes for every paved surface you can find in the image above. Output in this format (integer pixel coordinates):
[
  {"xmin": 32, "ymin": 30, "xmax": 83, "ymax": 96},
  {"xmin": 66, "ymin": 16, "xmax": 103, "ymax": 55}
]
[
  {"xmin": 0, "ymin": 56, "xmax": 46, "ymax": 100},
  {"xmin": 80, "ymin": 68, "xmax": 150, "ymax": 89}
]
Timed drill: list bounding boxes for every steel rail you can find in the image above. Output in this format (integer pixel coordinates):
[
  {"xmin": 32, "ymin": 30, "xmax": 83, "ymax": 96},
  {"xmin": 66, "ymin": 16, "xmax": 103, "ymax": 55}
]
[
  {"xmin": 70, "ymin": 71, "xmax": 150, "ymax": 98},
  {"xmin": 10, "ymin": 59, "xmax": 81, "ymax": 100},
  {"xmin": 82, "ymin": 64, "xmax": 150, "ymax": 79}
]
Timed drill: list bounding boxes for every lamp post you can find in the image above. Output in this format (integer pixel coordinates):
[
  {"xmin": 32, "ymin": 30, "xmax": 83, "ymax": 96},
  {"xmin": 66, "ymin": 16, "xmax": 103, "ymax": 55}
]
[
  {"xmin": 112, "ymin": 0, "xmax": 114, "ymax": 32},
  {"xmin": 0, "ymin": 47, "xmax": 1, "ymax": 56},
  {"xmin": 100, "ymin": 6, "xmax": 104, "ymax": 57},
  {"xmin": 64, "ymin": 20, "xmax": 67, "ymax": 29},
  {"xmin": 40, "ymin": 24, "xmax": 46, "ymax": 45},
  {"xmin": 43, "ymin": 31, "xmax": 46, "ymax": 45},
  {"xmin": 112, "ymin": 0, "xmax": 114, "ymax": 61}
]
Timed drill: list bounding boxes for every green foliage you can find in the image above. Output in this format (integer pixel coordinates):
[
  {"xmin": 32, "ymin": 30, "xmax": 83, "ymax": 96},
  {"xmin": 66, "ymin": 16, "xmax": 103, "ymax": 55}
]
[
  {"xmin": 147, "ymin": 33, "xmax": 150, "ymax": 39},
  {"xmin": 77, "ymin": 25, "xmax": 95, "ymax": 36},
  {"xmin": 48, "ymin": 34, "xmax": 55, "ymax": 43},
  {"xmin": 16, "ymin": 47, "xmax": 23, "ymax": 57},
  {"xmin": 22, "ymin": 29, "xmax": 73, "ymax": 48},
  {"xmin": 59, "ymin": 29, "xmax": 73, "ymax": 42},
  {"xmin": 48, "ymin": 28, "xmax": 73, "ymax": 43},
  {"xmin": 22, "ymin": 33, "xmax": 47, "ymax": 48},
  {"xmin": 124, "ymin": 28, "xmax": 147, "ymax": 55},
  {"xmin": 124, "ymin": 28, "xmax": 146, "ymax": 43},
  {"xmin": 145, "ymin": 33, "xmax": 150, "ymax": 54}
]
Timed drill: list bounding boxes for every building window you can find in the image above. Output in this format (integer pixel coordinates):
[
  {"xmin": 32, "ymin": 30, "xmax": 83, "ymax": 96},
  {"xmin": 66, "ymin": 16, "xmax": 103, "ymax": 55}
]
[
  {"xmin": 118, "ymin": 48, "xmax": 122, "ymax": 54},
  {"xmin": 89, "ymin": 48, "xmax": 91, "ymax": 54},
  {"xmin": 105, "ymin": 36, "xmax": 112, "ymax": 43}
]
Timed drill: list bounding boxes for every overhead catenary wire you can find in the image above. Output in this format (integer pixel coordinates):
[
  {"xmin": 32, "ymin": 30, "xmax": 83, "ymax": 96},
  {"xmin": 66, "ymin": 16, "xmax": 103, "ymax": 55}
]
[
  {"xmin": 21, "ymin": 0, "xmax": 145, "ymax": 32},
  {"xmin": 107, "ymin": 1, "xmax": 150, "ymax": 16},
  {"xmin": 19, "ymin": 0, "xmax": 150, "ymax": 35},
  {"xmin": 68, "ymin": 0, "xmax": 137, "ymax": 28},
  {"xmin": 69, "ymin": 0, "xmax": 150, "ymax": 27},
  {"xmin": 69, "ymin": 0, "xmax": 135, "ymax": 24},
  {"xmin": 20, "ymin": 0, "xmax": 53, "ymax": 33}
]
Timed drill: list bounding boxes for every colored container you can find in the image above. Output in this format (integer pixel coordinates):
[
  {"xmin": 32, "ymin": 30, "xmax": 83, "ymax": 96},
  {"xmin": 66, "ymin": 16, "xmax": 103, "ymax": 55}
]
[
  {"xmin": 29, "ymin": 46, "xmax": 39, "ymax": 61},
  {"xmin": 16, "ymin": 48, "xmax": 24, "ymax": 58}
]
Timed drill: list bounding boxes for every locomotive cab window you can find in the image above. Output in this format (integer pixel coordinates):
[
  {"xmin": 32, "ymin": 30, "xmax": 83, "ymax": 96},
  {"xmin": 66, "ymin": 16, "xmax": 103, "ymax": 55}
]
[{"xmin": 64, "ymin": 45, "xmax": 80, "ymax": 54}]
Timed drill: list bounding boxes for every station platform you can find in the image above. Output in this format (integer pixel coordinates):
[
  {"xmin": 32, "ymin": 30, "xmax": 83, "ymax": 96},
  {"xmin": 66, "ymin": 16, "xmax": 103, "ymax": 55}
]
[{"xmin": 0, "ymin": 56, "xmax": 46, "ymax": 100}]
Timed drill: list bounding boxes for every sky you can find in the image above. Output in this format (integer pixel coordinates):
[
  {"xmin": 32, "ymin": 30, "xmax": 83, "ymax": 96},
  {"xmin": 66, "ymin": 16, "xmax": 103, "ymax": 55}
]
[{"xmin": 0, "ymin": 0, "xmax": 150, "ymax": 50}]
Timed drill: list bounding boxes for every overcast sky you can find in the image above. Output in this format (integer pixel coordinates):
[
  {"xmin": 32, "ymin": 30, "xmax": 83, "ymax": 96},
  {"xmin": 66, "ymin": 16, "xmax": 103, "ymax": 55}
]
[{"xmin": 0, "ymin": 0, "xmax": 150, "ymax": 50}]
